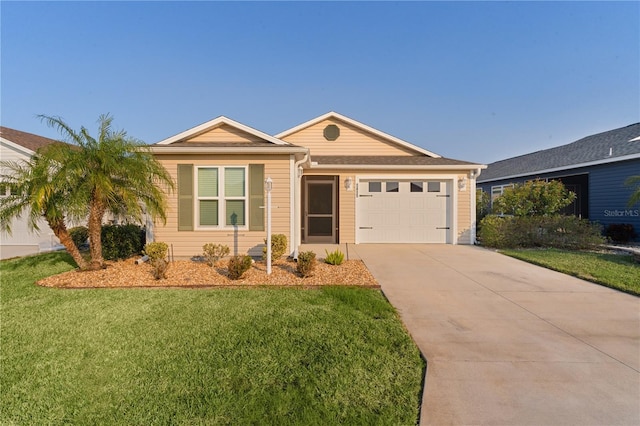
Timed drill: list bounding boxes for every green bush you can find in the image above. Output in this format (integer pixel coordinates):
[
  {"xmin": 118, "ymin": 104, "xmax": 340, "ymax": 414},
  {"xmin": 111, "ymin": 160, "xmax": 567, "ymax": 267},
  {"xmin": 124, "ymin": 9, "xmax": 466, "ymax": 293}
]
[
  {"xmin": 69, "ymin": 226, "xmax": 89, "ymax": 249},
  {"xmin": 202, "ymin": 243, "xmax": 230, "ymax": 267},
  {"xmin": 324, "ymin": 249, "xmax": 345, "ymax": 265},
  {"xmin": 479, "ymin": 215, "xmax": 604, "ymax": 250},
  {"xmin": 297, "ymin": 251, "xmax": 316, "ymax": 278},
  {"xmin": 492, "ymin": 179, "xmax": 576, "ymax": 217},
  {"xmin": 228, "ymin": 255, "xmax": 252, "ymax": 280},
  {"xmin": 262, "ymin": 234, "xmax": 288, "ymax": 261},
  {"xmin": 144, "ymin": 242, "xmax": 169, "ymax": 280},
  {"xmin": 101, "ymin": 224, "xmax": 144, "ymax": 260}
]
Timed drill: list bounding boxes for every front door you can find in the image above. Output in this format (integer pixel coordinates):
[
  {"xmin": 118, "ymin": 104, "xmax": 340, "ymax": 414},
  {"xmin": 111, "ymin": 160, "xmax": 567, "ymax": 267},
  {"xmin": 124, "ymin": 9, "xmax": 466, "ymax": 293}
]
[{"xmin": 305, "ymin": 180, "xmax": 336, "ymax": 243}]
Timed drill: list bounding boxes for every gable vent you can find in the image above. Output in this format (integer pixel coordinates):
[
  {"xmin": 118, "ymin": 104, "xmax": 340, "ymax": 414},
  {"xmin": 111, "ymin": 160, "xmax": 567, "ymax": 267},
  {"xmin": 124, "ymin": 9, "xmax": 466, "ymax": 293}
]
[{"xmin": 323, "ymin": 124, "xmax": 340, "ymax": 141}]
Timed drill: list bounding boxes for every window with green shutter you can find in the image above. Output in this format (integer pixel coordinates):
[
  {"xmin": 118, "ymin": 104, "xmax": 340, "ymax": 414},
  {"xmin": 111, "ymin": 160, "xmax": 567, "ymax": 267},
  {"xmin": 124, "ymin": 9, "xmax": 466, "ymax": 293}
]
[{"xmin": 180, "ymin": 164, "xmax": 264, "ymax": 230}]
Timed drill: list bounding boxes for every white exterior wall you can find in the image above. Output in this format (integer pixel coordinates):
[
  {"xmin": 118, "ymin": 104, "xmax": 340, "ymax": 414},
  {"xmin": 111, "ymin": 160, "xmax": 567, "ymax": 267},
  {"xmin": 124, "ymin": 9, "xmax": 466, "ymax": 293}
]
[{"xmin": 0, "ymin": 141, "xmax": 62, "ymax": 259}]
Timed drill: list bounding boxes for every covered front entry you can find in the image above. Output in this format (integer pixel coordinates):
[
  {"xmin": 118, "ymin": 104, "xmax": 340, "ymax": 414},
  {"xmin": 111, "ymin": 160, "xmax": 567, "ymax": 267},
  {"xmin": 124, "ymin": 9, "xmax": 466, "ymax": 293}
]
[
  {"xmin": 302, "ymin": 176, "xmax": 338, "ymax": 243},
  {"xmin": 356, "ymin": 179, "xmax": 452, "ymax": 243}
]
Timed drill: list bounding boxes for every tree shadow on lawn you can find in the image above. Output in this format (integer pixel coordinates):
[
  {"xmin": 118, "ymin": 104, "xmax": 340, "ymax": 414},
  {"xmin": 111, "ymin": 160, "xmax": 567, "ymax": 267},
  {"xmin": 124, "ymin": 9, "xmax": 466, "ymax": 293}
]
[{"xmin": 0, "ymin": 250, "xmax": 77, "ymax": 272}]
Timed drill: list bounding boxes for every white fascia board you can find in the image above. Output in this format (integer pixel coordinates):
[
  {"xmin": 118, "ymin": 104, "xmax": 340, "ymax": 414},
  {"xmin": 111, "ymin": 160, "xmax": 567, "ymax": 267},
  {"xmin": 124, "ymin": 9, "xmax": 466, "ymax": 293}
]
[
  {"xmin": 478, "ymin": 153, "xmax": 640, "ymax": 184},
  {"xmin": 310, "ymin": 164, "xmax": 486, "ymax": 171},
  {"xmin": 150, "ymin": 146, "xmax": 308, "ymax": 155},
  {"xmin": 275, "ymin": 111, "xmax": 442, "ymax": 158},
  {"xmin": 0, "ymin": 138, "xmax": 35, "ymax": 157},
  {"xmin": 629, "ymin": 136, "xmax": 640, "ymax": 142},
  {"xmin": 156, "ymin": 116, "xmax": 289, "ymax": 146}
]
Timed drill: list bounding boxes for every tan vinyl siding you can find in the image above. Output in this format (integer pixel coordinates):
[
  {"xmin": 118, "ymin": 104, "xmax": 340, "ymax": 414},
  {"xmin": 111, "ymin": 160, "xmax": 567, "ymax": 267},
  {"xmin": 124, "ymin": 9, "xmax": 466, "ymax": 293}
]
[
  {"xmin": 281, "ymin": 118, "xmax": 418, "ymax": 156},
  {"xmin": 154, "ymin": 154, "xmax": 292, "ymax": 258},
  {"xmin": 187, "ymin": 123, "xmax": 263, "ymax": 143},
  {"xmin": 305, "ymin": 168, "xmax": 474, "ymax": 244}
]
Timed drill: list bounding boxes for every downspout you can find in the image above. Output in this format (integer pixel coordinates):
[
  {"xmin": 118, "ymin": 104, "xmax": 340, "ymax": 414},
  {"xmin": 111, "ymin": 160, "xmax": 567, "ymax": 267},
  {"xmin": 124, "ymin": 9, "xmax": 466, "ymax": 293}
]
[
  {"xmin": 293, "ymin": 152, "xmax": 310, "ymax": 259},
  {"xmin": 471, "ymin": 167, "xmax": 482, "ymax": 244}
]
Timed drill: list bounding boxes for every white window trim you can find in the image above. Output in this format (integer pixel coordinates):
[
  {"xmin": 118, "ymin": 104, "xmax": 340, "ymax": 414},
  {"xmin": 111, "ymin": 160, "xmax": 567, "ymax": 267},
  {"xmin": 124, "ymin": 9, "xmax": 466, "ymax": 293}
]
[
  {"xmin": 490, "ymin": 184, "xmax": 514, "ymax": 204},
  {"xmin": 195, "ymin": 165, "xmax": 248, "ymax": 230}
]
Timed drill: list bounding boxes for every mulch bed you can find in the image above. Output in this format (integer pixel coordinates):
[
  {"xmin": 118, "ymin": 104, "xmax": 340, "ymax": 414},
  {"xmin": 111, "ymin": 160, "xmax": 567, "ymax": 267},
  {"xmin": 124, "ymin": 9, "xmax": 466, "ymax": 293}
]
[{"xmin": 37, "ymin": 257, "xmax": 379, "ymax": 289}]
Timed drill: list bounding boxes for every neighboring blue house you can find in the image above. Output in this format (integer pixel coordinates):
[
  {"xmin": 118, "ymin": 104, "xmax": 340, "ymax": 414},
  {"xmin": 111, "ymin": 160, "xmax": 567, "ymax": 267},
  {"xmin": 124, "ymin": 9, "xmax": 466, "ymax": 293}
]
[{"xmin": 477, "ymin": 123, "xmax": 640, "ymax": 240}]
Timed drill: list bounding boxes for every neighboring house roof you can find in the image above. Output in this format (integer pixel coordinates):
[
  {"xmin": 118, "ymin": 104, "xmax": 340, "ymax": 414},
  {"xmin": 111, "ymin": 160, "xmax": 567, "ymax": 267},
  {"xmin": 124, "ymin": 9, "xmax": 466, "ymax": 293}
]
[
  {"xmin": 155, "ymin": 116, "xmax": 291, "ymax": 146},
  {"xmin": 311, "ymin": 155, "xmax": 481, "ymax": 170},
  {"xmin": 276, "ymin": 111, "xmax": 442, "ymax": 158},
  {"xmin": 0, "ymin": 126, "xmax": 59, "ymax": 156},
  {"xmin": 479, "ymin": 123, "xmax": 640, "ymax": 183}
]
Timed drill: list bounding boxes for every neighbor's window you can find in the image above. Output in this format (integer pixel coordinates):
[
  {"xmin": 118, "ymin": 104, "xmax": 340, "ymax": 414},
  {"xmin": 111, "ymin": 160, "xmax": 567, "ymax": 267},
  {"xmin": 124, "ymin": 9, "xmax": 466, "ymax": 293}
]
[
  {"xmin": 386, "ymin": 182, "xmax": 399, "ymax": 192},
  {"xmin": 197, "ymin": 166, "xmax": 247, "ymax": 227},
  {"xmin": 410, "ymin": 182, "xmax": 423, "ymax": 192},
  {"xmin": 490, "ymin": 184, "xmax": 514, "ymax": 203},
  {"xmin": 427, "ymin": 182, "xmax": 441, "ymax": 192},
  {"xmin": 368, "ymin": 181, "xmax": 382, "ymax": 192}
]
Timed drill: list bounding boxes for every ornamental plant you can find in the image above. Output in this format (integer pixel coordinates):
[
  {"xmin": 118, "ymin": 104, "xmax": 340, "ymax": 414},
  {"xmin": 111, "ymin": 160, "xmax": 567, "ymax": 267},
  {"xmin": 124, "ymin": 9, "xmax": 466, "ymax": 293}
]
[
  {"xmin": 144, "ymin": 241, "xmax": 169, "ymax": 280},
  {"xmin": 228, "ymin": 255, "xmax": 253, "ymax": 280},
  {"xmin": 262, "ymin": 234, "xmax": 288, "ymax": 261},
  {"xmin": 297, "ymin": 251, "xmax": 316, "ymax": 278},
  {"xmin": 202, "ymin": 243, "xmax": 230, "ymax": 267},
  {"xmin": 324, "ymin": 249, "xmax": 345, "ymax": 265}
]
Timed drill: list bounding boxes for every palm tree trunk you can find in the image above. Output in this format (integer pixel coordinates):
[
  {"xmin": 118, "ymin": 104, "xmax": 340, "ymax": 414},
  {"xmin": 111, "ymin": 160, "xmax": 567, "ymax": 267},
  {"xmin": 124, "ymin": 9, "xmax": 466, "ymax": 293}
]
[
  {"xmin": 87, "ymin": 198, "xmax": 105, "ymax": 270},
  {"xmin": 47, "ymin": 218, "xmax": 88, "ymax": 270}
]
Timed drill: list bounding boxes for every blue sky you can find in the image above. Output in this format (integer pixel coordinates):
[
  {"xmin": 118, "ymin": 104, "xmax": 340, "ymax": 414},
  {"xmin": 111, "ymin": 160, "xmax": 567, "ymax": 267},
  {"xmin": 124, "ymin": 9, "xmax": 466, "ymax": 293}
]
[{"xmin": 1, "ymin": 1, "xmax": 638, "ymax": 164}]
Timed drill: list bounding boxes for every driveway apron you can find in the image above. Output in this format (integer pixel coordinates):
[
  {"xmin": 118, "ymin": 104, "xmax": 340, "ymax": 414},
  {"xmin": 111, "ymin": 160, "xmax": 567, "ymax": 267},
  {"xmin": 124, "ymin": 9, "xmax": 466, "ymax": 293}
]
[{"xmin": 351, "ymin": 244, "xmax": 640, "ymax": 426}]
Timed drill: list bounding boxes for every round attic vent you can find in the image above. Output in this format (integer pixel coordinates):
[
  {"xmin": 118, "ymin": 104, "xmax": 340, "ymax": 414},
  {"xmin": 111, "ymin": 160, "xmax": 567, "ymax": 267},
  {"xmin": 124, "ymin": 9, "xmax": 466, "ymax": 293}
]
[{"xmin": 323, "ymin": 124, "xmax": 340, "ymax": 141}]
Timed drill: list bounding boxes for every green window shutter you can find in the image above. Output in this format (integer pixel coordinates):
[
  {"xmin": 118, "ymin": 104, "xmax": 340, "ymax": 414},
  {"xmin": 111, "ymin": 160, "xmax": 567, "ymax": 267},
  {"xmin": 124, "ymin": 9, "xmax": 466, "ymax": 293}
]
[
  {"xmin": 249, "ymin": 164, "xmax": 264, "ymax": 231},
  {"xmin": 177, "ymin": 164, "xmax": 194, "ymax": 231}
]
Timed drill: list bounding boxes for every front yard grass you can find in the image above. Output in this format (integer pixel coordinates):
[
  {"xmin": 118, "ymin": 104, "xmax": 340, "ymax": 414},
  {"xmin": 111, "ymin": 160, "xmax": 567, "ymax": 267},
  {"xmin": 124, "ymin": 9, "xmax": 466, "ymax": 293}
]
[
  {"xmin": 500, "ymin": 248, "xmax": 640, "ymax": 296},
  {"xmin": 1, "ymin": 252, "xmax": 424, "ymax": 425}
]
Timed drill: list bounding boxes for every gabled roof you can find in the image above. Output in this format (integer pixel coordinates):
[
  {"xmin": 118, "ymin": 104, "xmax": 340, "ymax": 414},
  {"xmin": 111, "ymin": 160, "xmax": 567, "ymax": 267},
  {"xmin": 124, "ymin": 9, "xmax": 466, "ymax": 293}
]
[
  {"xmin": 155, "ymin": 116, "xmax": 289, "ymax": 146},
  {"xmin": 0, "ymin": 126, "xmax": 59, "ymax": 155},
  {"xmin": 275, "ymin": 111, "xmax": 442, "ymax": 158},
  {"xmin": 479, "ymin": 123, "xmax": 640, "ymax": 183}
]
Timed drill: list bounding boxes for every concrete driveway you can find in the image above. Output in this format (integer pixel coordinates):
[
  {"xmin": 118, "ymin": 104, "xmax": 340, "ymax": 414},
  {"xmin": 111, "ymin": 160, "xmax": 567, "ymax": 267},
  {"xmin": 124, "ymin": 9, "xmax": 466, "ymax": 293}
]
[{"xmin": 351, "ymin": 244, "xmax": 640, "ymax": 426}]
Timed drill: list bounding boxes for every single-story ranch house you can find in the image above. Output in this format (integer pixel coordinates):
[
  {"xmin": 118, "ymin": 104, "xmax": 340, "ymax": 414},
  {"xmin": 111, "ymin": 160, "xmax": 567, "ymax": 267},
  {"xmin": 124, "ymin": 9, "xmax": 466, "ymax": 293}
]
[
  {"xmin": 150, "ymin": 112, "xmax": 486, "ymax": 258},
  {"xmin": 477, "ymin": 123, "xmax": 640, "ymax": 239},
  {"xmin": 0, "ymin": 126, "xmax": 64, "ymax": 259}
]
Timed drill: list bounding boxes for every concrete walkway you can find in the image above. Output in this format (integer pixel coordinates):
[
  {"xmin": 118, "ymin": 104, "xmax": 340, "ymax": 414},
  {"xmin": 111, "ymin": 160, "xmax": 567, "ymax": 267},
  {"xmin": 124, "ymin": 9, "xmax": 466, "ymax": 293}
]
[{"xmin": 351, "ymin": 244, "xmax": 640, "ymax": 426}]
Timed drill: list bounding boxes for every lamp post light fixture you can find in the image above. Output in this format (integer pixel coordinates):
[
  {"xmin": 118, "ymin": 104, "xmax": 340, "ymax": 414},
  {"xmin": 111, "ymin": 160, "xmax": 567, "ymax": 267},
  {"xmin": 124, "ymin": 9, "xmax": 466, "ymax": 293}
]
[{"xmin": 265, "ymin": 177, "xmax": 273, "ymax": 275}]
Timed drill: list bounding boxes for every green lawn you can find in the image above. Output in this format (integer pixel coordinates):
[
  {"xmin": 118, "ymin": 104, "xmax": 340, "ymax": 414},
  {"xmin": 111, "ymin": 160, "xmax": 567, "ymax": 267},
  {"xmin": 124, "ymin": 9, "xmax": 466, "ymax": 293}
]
[
  {"xmin": 1, "ymin": 252, "xmax": 424, "ymax": 425},
  {"xmin": 500, "ymin": 248, "xmax": 640, "ymax": 296}
]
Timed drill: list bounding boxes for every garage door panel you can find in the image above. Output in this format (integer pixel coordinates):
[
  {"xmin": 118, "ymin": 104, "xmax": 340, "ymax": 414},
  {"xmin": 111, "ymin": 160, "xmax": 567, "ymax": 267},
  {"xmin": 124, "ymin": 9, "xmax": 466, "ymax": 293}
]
[{"xmin": 357, "ymin": 179, "xmax": 450, "ymax": 243}]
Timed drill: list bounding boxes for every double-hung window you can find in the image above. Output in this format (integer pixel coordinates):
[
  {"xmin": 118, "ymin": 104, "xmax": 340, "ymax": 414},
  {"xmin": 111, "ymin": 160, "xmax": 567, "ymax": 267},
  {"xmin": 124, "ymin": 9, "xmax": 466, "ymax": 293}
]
[{"xmin": 196, "ymin": 166, "xmax": 247, "ymax": 228}]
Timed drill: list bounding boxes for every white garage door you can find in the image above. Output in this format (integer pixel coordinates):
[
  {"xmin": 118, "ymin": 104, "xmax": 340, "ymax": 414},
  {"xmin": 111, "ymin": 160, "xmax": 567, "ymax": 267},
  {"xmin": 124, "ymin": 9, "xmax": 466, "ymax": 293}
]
[{"xmin": 356, "ymin": 179, "xmax": 451, "ymax": 243}]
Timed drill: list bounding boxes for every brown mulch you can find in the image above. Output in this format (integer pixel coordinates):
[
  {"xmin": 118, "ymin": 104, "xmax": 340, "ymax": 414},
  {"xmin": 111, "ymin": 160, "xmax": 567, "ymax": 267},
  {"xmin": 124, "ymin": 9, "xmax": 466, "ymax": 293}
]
[{"xmin": 37, "ymin": 257, "xmax": 379, "ymax": 289}]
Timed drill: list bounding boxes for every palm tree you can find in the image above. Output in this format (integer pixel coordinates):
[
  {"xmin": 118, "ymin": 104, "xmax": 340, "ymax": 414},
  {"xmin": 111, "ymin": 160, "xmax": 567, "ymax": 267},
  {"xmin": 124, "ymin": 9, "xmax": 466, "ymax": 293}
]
[
  {"xmin": 626, "ymin": 176, "xmax": 640, "ymax": 207},
  {"xmin": 0, "ymin": 152, "xmax": 89, "ymax": 269},
  {"xmin": 39, "ymin": 114, "xmax": 174, "ymax": 270}
]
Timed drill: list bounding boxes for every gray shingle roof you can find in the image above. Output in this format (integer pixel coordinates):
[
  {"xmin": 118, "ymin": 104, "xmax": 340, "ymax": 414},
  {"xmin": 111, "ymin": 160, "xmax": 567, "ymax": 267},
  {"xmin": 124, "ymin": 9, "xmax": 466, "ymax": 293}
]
[
  {"xmin": 0, "ymin": 126, "xmax": 59, "ymax": 153},
  {"xmin": 479, "ymin": 123, "xmax": 640, "ymax": 182},
  {"xmin": 312, "ymin": 155, "xmax": 480, "ymax": 167}
]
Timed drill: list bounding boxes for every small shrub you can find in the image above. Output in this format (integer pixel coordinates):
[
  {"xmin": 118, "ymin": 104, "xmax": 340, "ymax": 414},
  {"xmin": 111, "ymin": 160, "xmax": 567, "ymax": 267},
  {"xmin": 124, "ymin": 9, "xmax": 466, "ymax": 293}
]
[
  {"xmin": 605, "ymin": 223, "xmax": 637, "ymax": 244},
  {"xmin": 477, "ymin": 215, "xmax": 512, "ymax": 248},
  {"xmin": 228, "ymin": 255, "xmax": 252, "ymax": 280},
  {"xmin": 101, "ymin": 224, "xmax": 144, "ymax": 260},
  {"xmin": 69, "ymin": 226, "xmax": 89, "ymax": 249},
  {"xmin": 144, "ymin": 242, "xmax": 168, "ymax": 261},
  {"xmin": 297, "ymin": 251, "xmax": 316, "ymax": 278},
  {"xmin": 262, "ymin": 234, "xmax": 288, "ymax": 261},
  {"xmin": 324, "ymin": 249, "xmax": 344, "ymax": 265},
  {"xmin": 144, "ymin": 242, "xmax": 170, "ymax": 280},
  {"xmin": 202, "ymin": 243, "xmax": 230, "ymax": 267}
]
